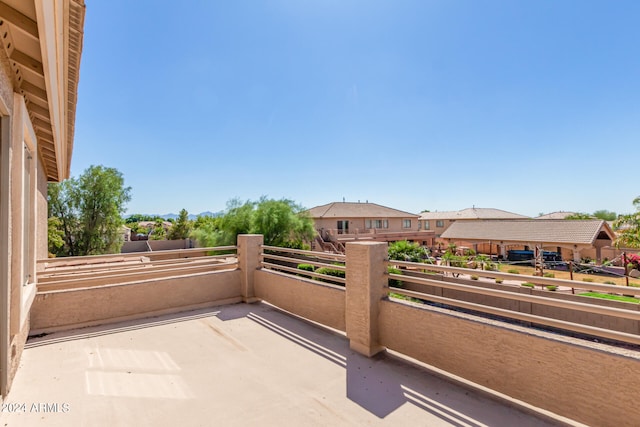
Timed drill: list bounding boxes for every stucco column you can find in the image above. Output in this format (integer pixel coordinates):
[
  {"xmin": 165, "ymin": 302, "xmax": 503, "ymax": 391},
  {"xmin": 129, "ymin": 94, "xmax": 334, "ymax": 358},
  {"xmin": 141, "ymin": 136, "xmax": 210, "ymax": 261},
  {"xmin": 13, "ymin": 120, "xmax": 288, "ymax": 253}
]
[
  {"xmin": 345, "ymin": 241, "xmax": 387, "ymax": 357},
  {"xmin": 237, "ymin": 234, "xmax": 263, "ymax": 303},
  {"xmin": 572, "ymin": 248, "xmax": 581, "ymax": 262}
]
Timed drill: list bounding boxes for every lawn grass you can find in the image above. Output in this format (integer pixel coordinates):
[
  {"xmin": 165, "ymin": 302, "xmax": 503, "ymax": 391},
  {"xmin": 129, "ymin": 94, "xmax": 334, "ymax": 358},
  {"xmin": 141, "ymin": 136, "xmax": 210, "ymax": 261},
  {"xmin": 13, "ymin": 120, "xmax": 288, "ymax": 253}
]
[
  {"xmin": 498, "ymin": 264, "xmax": 631, "ymax": 286},
  {"xmin": 578, "ymin": 292, "xmax": 640, "ymax": 303}
]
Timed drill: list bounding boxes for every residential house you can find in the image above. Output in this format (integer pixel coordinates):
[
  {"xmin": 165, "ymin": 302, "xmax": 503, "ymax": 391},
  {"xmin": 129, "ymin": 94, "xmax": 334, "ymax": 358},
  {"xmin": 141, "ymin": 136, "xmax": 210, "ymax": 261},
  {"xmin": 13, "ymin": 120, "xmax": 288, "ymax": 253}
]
[
  {"xmin": 420, "ymin": 207, "xmax": 530, "ymax": 241},
  {"xmin": 535, "ymin": 211, "xmax": 578, "ymax": 220},
  {"xmin": 440, "ymin": 219, "xmax": 616, "ymax": 262},
  {"xmin": 0, "ymin": 0, "xmax": 84, "ymax": 395},
  {"xmin": 306, "ymin": 201, "xmax": 433, "ymax": 251}
]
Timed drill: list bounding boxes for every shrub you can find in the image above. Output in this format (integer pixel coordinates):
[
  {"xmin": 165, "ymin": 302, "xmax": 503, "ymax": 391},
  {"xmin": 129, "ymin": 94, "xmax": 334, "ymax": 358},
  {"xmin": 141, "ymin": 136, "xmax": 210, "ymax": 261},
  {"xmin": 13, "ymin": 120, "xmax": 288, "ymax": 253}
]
[
  {"xmin": 546, "ymin": 285, "xmax": 558, "ymax": 291},
  {"xmin": 388, "ymin": 241, "xmax": 430, "ymax": 262},
  {"xmin": 603, "ymin": 281, "xmax": 616, "ymax": 285},
  {"xmin": 582, "ymin": 278, "xmax": 594, "ymax": 283},
  {"xmin": 471, "ymin": 275, "xmax": 479, "ymax": 280},
  {"xmin": 297, "ymin": 264, "xmax": 315, "ymax": 272},
  {"xmin": 507, "ymin": 269, "xmax": 520, "ymax": 274},
  {"xmin": 495, "ymin": 278, "xmax": 503, "ymax": 284},
  {"xmin": 314, "ymin": 267, "xmax": 346, "ymax": 285},
  {"xmin": 315, "ymin": 267, "xmax": 345, "ymax": 278},
  {"xmin": 630, "ymin": 283, "xmax": 640, "ymax": 288},
  {"xmin": 388, "ymin": 266, "xmax": 403, "ymax": 288},
  {"xmin": 521, "ymin": 282, "xmax": 535, "ymax": 288},
  {"xmin": 543, "ymin": 272, "xmax": 555, "ymax": 278}
]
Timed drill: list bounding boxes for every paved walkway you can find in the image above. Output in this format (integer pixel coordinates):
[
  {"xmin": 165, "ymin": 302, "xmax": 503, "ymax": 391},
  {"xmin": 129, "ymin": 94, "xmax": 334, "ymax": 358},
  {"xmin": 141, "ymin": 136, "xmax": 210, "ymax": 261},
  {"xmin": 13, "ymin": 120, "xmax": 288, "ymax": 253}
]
[{"xmin": 2, "ymin": 303, "xmax": 577, "ymax": 426}]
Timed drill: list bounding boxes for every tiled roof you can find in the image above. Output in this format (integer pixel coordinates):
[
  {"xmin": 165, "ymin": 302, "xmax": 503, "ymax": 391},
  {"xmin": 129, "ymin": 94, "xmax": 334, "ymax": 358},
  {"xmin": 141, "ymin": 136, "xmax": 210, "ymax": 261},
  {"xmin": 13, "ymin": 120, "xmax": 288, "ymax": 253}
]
[
  {"xmin": 420, "ymin": 208, "xmax": 529, "ymax": 221},
  {"xmin": 306, "ymin": 202, "xmax": 418, "ymax": 218},
  {"xmin": 535, "ymin": 212, "xmax": 578, "ymax": 220},
  {"xmin": 440, "ymin": 219, "xmax": 615, "ymax": 245}
]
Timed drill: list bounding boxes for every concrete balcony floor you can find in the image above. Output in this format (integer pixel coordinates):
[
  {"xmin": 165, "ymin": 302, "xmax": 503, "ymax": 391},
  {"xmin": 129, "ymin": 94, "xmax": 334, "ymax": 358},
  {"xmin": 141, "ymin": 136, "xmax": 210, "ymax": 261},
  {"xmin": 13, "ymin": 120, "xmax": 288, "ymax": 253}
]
[{"xmin": 3, "ymin": 303, "xmax": 574, "ymax": 426}]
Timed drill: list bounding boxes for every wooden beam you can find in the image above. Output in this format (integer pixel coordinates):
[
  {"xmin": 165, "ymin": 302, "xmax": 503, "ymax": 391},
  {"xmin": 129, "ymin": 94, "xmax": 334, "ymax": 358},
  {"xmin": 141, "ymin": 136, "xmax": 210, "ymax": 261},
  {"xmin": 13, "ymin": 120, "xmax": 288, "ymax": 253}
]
[
  {"xmin": 20, "ymin": 80, "xmax": 47, "ymax": 102},
  {"xmin": 0, "ymin": 3, "xmax": 38, "ymax": 39},
  {"xmin": 27, "ymin": 101, "xmax": 49, "ymax": 119},
  {"xmin": 36, "ymin": 127, "xmax": 53, "ymax": 139},
  {"xmin": 39, "ymin": 143, "xmax": 55, "ymax": 154},
  {"xmin": 10, "ymin": 49, "xmax": 43, "ymax": 77},
  {"xmin": 33, "ymin": 117, "xmax": 52, "ymax": 131}
]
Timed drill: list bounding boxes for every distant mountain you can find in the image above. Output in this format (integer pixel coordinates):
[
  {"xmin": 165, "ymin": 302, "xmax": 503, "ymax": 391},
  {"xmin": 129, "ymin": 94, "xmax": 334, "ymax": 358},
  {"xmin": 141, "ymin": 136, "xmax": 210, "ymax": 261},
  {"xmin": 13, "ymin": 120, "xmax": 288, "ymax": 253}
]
[
  {"xmin": 132, "ymin": 211, "xmax": 223, "ymax": 221},
  {"xmin": 188, "ymin": 211, "xmax": 222, "ymax": 220}
]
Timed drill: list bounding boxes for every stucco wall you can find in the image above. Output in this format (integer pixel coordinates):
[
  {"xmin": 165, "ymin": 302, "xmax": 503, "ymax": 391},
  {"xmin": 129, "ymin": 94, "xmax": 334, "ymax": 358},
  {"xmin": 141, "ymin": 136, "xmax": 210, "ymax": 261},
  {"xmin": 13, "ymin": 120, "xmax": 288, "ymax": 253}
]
[
  {"xmin": 378, "ymin": 300, "xmax": 640, "ymax": 427},
  {"xmin": 254, "ymin": 269, "xmax": 346, "ymax": 332},
  {"xmin": 31, "ymin": 270, "xmax": 242, "ymax": 333},
  {"xmin": 36, "ymin": 157, "xmax": 48, "ymax": 260},
  {"xmin": 0, "ymin": 46, "xmax": 14, "ymax": 114},
  {"xmin": 314, "ymin": 217, "xmax": 419, "ymax": 233}
]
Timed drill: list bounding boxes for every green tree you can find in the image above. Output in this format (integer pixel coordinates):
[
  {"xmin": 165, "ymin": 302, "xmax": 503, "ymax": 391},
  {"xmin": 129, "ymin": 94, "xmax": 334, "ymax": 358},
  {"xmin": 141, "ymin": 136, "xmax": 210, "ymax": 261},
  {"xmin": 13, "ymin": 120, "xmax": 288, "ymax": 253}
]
[
  {"xmin": 48, "ymin": 165, "xmax": 131, "ymax": 256},
  {"xmin": 565, "ymin": 212, "xmax": 594, "ymax": 220},
  {"xmin": 190, "ymin": 215, "xmax": 222, "ymax": 247},
  {"xmin": 614, "ymin": 196, "xmax": 640, "ymax": 248},
  {"xmin": 388, "ymin": 240, "xmax": 430, "ymax": 262},
  {"xmin": 190, "ymin": 197, "xmax": 314, "ymax": 248},
  {"xmin": 252, "ymin": 197, "xmax": 314, "ymax": 247},
  {"xmin": 593, "ymin": 210, "xmax": 617, "ymax": 221},
  {"xmin": 149, "ymin": 219, "xmax": 167, "ymax": 240},
  {"xmin": 124, "ymin": 213, "xmax": 160, "ymax": 223},
  {"xmin": 168, "ymin": 209, "xmax": 192, "ymax": 240},
  {"xmin": 47, "ymin": 217, "xmax": 65, "ymax": 256}
]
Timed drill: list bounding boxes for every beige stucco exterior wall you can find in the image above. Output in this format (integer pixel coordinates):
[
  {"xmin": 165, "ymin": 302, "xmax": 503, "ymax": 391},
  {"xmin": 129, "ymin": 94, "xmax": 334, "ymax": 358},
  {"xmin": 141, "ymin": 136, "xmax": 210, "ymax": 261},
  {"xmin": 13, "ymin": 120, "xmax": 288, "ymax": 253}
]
[
  {"xmin": 0, "ymin": 44, "xmax": 46, "ymax": 394},
  {"xmin": 314, "ymin": 217, "xmax": 419, "ymax": 233},
  {"xmin": 378, "ymin": 300, "xmax": 640, "ymax": 426},
  {"xmin": 254, "ymin": 270, "xmax": 346, "ymax": 332},
  {"xmin": 36, "ymin": 157, "xmax": 48, "ymax": 260},
  {"xmin": 30, "ymin": 270, "xmax": 242, "ymax": 334}
]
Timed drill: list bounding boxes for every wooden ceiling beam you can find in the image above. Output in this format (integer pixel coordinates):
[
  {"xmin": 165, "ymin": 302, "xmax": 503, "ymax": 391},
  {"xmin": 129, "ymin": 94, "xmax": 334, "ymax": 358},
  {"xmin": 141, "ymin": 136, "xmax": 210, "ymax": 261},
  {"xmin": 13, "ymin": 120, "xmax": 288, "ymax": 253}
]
[
  {"xmin": 27, "ymin": 101, "xmax": 49, "ymax": 119},
  {"xmin": 0, "ymin": 3, "xmax": 39, "ymax": 39},
  {"xmin": 33, "ymin": 117, "xmax": 52, "ymax": 132},
  {"xmin": 10, "ymin": 49, "xmax": 43, "ymax": 77},
  {"xmin": 21, "ymin": 80, "xmax": 47, "ymax": 102}
]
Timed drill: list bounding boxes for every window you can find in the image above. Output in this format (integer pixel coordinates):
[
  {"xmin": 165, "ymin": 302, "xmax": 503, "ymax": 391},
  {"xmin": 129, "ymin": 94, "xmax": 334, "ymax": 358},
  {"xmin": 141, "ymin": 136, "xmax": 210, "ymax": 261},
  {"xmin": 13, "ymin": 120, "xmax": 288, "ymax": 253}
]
[
  {"xmin": 366, "ymin": 219, "xmax": 388, "ymax": 229},
  {"xmin": 436, "ymin": 220, "xmax": 444, "ymax": 227},
  {"xmin": 403, "ymin": 219, "xmax": 411, "ymax": 228},
  {"xmin": 423, "ymin": 220, "xmax": 430, "ymax": 230}
]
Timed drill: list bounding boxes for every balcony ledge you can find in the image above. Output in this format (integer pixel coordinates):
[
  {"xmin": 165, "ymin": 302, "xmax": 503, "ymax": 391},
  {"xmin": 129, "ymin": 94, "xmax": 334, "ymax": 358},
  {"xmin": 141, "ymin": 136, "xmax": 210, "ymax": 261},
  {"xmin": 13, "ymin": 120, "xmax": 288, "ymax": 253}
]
[{"xmin": 2, "ymin": 302, "xmax": 570, "ymax": 426}]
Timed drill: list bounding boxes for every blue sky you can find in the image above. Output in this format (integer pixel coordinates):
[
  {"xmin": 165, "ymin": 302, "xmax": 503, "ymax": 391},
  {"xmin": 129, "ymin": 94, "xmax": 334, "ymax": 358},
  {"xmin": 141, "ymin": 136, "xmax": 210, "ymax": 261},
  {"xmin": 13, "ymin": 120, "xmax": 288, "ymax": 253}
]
[{"xmin": 72, "ymin": 1, "xmax": 640, "ymax": 217}]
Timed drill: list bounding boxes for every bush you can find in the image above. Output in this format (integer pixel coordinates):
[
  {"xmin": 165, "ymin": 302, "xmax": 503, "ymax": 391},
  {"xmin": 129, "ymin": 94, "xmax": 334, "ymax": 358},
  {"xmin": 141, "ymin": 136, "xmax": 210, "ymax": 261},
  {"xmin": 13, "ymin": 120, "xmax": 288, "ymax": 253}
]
[
  {"xmin": 315, "ymin": 267, "xmax": 345, "ymax": 278},
  {"xmin": 507, "ymin": 269, "xmax": 520, "ymax": 274},
  {"xmin": 521, "ymin": 282, "xmax": 535, "ymax": 288},
  {"xmin": 603, "ymin": 280, "xmax": 616, "ymax": 285},
  {"xmin": 543, "ymin": 272, "xmax": 555, "ymax": 278},
  {"xmin": 546, "ymin": 285, "xmax": 557, "ymax": 291},
  {"xmin": 471, "ymin": 275, "xmax": 479, "ymax": 280},
  {"xmin": 582, "ymin": 278, "xmax": 594, "ymax": 283},
  {"xmin": 495, "ymin": 278, "xmax": 503, "ymax": 284},
  {"xmin": 297, "ymin": 264, "xmax": 315, "ymax": 272},
  {"xmin": 388, "ymin": 266, "xmax": 403, "ymax": 288},
  {"xmin": 388, "ymin": 241, "xmax": 430, "ymax": 262}
]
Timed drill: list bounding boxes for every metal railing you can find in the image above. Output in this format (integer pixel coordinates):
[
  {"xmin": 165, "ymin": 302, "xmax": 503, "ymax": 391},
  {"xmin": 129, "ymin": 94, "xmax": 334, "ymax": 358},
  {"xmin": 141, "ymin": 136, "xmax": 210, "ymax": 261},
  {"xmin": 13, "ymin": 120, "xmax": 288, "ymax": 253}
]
[
  {"xmin": 37, "ymin": 246, "xmax": 238, "ymax": 291},
  {"xmin": 261, "ymin": 245, "xmax": 346, "ymax": 286},
  {"xmin": 386, "ymin": 260, "xmax": 640, "ymax": 346}
]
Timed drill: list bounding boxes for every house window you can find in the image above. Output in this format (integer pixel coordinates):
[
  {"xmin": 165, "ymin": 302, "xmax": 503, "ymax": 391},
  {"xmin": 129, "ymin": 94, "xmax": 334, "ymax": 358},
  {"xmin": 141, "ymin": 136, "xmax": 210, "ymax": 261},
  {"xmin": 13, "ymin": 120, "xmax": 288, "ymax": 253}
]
[
  {"xmin": 423, "ymin": 220, "xmax": 430, "ymax": 230},
  {"xmin": 366, "ymin": 219, "xmax": 388, "ymax": 229},
  {"xmin": 403, "ymin": 219, "xmax": 411, "ymax": 228},
  {"xmin": 436, "ymin": 220, "xmax": 444, "ymax": 227}
]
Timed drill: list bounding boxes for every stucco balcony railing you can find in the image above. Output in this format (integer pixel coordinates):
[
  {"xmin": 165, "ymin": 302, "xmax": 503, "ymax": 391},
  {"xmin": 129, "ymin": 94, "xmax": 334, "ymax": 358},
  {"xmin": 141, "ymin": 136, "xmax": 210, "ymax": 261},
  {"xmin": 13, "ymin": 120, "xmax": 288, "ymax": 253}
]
[{"xmin": 18, "ymin": 236, "xmax": 640, "ymax": 426}]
